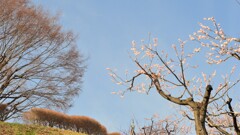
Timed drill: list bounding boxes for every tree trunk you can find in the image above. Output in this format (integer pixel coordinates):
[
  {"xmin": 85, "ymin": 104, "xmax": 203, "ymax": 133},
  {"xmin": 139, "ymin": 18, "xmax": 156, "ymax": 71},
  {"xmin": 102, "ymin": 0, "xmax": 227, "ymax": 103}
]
[{"xmin": 194, "ymin": 110, "xmax": 208, "ymax": 135}]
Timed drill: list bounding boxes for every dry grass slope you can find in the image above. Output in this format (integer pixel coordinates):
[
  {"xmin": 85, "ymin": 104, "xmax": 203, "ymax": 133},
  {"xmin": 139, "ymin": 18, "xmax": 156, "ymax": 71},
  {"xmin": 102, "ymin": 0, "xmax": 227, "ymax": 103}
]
[{"xmin": 0, "ymin": 122, "xmax": 86, "ymax": 135}]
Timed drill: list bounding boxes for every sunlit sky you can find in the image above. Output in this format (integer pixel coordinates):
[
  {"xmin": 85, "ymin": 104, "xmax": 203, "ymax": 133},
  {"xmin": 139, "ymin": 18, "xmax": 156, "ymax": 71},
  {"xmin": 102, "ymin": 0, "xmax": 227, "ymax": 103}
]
[{"xmin": 32, "ymin": 0, "xmax": 240, "ymax": 132}]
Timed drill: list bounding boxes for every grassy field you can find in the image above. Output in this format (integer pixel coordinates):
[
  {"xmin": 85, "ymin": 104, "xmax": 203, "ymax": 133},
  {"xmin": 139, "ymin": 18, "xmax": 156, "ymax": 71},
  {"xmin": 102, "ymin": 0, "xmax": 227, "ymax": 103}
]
[{"xmin": 0, "ymin": 122, "xmax": 86, "ymax": 135}]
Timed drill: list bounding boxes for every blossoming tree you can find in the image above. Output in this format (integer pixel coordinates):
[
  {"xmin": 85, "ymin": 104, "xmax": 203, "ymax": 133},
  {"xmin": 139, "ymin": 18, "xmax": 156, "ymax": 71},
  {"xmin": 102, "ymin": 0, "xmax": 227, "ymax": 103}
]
[{"xmin": 108, "ymin": 17, "xmax": 240, "ymax": 135}]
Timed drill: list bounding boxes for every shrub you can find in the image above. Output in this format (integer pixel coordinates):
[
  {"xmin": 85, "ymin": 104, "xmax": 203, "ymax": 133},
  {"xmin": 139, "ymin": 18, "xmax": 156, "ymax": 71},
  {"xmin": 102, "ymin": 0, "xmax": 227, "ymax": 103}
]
[{"xmin": 23, "ymin": 108, "xmax": 108, "ymax": 135}]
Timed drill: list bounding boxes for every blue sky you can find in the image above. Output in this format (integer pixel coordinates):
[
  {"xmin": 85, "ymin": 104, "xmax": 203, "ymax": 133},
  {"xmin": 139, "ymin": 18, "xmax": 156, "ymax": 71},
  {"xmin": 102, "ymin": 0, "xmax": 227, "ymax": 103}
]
[{"xmin": 32, "ymin": 0, "xmax": 240, "ymax": 132}]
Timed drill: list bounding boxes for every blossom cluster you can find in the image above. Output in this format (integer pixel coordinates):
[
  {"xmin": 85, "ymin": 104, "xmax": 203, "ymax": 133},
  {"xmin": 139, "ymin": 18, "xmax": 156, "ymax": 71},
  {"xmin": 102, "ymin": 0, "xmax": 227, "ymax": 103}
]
[{"xmin": 190, "ymin": 17, "xmax": 240, "ymax": 64}]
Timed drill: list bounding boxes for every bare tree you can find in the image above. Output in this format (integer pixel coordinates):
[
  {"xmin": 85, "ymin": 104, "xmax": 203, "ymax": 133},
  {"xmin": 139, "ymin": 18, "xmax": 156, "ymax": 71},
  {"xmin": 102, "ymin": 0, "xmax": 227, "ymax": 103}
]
[
  {"xmin": 127, "ymin": 115, "xmax": 191, "ymax": 135},
  {"xmin": 108, "ymin": 17, "xmax": 239, "ymax": 135},
  {"xmin": 142, "ymin": 118, "xmax": 188, "ymax": 135},
  {"xmin": 0, "ymin": 0, "xmax": 85, "ymax": 121}
]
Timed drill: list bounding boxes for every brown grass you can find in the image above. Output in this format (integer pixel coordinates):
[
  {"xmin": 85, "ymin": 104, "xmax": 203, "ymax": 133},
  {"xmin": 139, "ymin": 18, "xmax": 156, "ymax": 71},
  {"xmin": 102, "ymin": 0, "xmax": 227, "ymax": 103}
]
[{"xmin": 0, "ymin": 121, "xmax": 86, "ymax": 135}]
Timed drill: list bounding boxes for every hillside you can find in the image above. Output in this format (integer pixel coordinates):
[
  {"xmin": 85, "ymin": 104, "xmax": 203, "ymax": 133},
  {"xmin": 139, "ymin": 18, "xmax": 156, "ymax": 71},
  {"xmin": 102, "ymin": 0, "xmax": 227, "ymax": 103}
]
[{"xmin": 0, "ymin": 122, "xmax": 86, "ymax": 135}]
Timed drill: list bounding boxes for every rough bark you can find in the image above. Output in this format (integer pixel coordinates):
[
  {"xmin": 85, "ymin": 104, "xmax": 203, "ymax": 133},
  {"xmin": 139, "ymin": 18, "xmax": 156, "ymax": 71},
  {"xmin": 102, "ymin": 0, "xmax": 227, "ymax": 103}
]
[
  {"xmin": 227, "ymin": 98, "xmax": 240, "ymax": 135},
  {"xmin": 191, "ymin": 85, "xmax": 212, "ymax": 135},
  {"xmin": 193, "ymin": 109, "xmax": 208, "ymax": 135},
  {"xmin": 153, "ymin": 73, "xmax": 212, "ymax": 135}
]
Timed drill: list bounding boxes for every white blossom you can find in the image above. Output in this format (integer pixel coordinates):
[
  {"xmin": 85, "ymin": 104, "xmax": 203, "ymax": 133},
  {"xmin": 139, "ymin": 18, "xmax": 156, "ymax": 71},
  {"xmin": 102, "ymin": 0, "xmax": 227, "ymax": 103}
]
[{"xmin": 194, "ymin": 48, "xmax": 201, "ymax": 52}]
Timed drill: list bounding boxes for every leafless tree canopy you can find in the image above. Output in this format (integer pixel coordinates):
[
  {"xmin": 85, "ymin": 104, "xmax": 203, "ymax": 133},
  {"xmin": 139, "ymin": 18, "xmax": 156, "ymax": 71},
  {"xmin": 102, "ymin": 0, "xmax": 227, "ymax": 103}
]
[{"xmin": 0, "ymin": 0, "xmax": 85, "ymax": 121}]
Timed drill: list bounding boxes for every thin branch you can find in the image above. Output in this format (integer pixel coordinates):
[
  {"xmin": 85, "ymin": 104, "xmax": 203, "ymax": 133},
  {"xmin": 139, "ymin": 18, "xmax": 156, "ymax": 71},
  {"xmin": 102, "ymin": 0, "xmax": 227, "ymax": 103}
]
[{"xmin": 235, "ymin": 0, "xmax": 240, "ymax": 6}]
